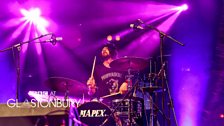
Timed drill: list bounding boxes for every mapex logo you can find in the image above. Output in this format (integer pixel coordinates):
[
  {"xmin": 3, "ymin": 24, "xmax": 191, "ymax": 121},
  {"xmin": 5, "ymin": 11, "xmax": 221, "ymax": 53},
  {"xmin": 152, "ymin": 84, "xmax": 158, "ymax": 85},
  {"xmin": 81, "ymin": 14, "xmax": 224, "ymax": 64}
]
[{"xmin": 79, "ymin": 109, "xmax": 107, "ymax": 117}]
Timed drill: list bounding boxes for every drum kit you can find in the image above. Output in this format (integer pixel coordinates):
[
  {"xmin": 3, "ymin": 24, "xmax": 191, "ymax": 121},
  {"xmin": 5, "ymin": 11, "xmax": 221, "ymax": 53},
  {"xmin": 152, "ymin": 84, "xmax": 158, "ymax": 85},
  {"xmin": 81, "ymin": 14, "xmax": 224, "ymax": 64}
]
[
  {"xmin": 44, "ymin": 56, "xmax": 166, "ymax": 126},
  {"xmin": 0, "ymin": 18, "xmax": 183, "ymax": 126}
]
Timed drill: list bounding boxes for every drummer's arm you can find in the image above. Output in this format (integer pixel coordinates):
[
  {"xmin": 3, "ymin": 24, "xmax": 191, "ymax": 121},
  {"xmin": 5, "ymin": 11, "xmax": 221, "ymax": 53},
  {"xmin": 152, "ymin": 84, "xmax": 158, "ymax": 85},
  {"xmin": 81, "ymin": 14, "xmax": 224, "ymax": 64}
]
[{"xmin": 87, "ymin": 77, "xmax": 97, "ymax": 96}]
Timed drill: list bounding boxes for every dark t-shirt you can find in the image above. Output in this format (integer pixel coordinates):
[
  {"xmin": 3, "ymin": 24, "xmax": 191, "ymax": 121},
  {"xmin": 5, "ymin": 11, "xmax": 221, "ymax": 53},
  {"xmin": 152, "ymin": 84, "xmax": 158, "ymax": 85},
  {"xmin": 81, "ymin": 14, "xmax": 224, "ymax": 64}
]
[{"xmin": 94, "ymin": 64, "xmax": 125, "ymax": 98}]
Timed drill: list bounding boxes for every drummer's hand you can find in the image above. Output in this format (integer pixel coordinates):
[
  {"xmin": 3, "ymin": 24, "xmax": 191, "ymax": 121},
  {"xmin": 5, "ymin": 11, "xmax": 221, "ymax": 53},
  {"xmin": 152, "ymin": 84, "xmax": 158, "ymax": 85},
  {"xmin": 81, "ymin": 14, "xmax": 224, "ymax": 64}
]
[
  {"xmin": 87, "ymin": 76, "xmax": 95, "ymax": 86},
  {"xmin": 87, "ymin": 77, "xmax": 96, "ymax": 95},
  {"xmin": 119, "ymin": 82, "xmax": 128, "ymax": 94}
]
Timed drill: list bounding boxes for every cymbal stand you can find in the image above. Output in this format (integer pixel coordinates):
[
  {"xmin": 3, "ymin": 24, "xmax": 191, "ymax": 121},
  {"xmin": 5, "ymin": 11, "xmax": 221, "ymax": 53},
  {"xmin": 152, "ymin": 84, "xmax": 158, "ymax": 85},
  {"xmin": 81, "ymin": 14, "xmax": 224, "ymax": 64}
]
[
  {"xmin": 126, "ymin": 68, "xmax": 135, "ymax": 126},
  {"xmin": 149, "ymin": 59, "xmax": 153, "ymax": 87},
  {"xmin": 148, "ymin": 59, "xmax": 159, "ymax": 126},
  {"xmin": 148, "ymin": 59, "xmax": 155, "ymax": 126},
  {"xmin": 64, "ymin": 81, "xmax": 69, "ymax": 102},
  {"xmin": 0, "ymin": 33, "xmax": 53, "ymax": 101},
  {"xmin": 140, "ymin": 88, "xmax": 169, "ymax": 126}
]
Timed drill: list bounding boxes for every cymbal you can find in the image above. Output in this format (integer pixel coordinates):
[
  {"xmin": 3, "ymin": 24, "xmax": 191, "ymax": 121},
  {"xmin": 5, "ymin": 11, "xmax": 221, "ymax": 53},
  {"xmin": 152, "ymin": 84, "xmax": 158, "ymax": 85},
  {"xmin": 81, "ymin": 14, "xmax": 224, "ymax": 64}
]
[
  {"xmin": 110, "ymin": 56, "xmax": 149, "ymax": 71},
  {"xmin": 46, "ymin": 77, "xmax": 88, "ymax": 97},
  {"xmin": 141, "ymin": 86, "xmax": 163, "ymax": 93}
]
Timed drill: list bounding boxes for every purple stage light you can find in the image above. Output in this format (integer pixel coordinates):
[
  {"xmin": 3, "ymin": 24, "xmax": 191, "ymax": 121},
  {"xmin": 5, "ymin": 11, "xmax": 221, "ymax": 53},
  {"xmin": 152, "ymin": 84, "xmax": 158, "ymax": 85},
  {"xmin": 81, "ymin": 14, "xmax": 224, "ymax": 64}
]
[
  {"xmin": 20, "ymin": 8, "xmax": 49, "ymax": 28},
  {"xmin": 180, "ymin": 4, "xmax": 188, "ymax": 11},
  {"xmin": 20, "ymin": 8, "xmax": 41, "ymax": 23},
  {"xmin": 107, "ymin": 35, "xmax": 113, "ymax": 41},
  {"xmin": 172, "ymin": 4, "xmax": 188, "ymax": 12}
]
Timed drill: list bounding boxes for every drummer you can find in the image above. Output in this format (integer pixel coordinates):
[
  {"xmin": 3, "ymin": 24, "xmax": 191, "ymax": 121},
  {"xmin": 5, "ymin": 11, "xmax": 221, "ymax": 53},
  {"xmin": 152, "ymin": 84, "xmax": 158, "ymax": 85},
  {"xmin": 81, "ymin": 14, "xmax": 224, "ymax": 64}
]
[{"xmin": 87, "ymin": 43, "xmax": 128, "ymax": 100}]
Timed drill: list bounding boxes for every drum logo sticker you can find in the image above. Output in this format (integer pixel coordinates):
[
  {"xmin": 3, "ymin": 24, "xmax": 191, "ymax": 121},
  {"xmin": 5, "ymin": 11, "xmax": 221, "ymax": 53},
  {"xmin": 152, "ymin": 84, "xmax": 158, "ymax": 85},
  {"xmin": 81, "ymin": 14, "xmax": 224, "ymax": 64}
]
[{"xmin": 79, "ymin": 109, "xmax": 107, "ymax": 117}]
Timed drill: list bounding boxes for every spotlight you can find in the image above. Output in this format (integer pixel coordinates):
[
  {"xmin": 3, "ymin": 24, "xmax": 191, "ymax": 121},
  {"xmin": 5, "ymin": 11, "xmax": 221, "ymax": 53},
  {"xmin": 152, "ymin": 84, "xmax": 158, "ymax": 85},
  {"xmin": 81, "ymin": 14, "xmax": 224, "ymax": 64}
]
[
  {"xmin": 180, "ymin": 4, "xmax": 188, "ymax": 11},
  {"xmin": 220, "ymin": 114, "xmax": 224, "ymax": 118},
  {"xmin": 172, "ymin": 4, "xmax": 188, "ymax": 12},
  {"xmin": 20, "ymin": 7, "xmax": 49, "ymax": 27},
  {"xmin": 115, "ymin": 35, "xmax": 120, "ymax": 41},
  {"xmin": 107, "ymin": 35, "xmax": 113, "ymax": 41},
  {"xmin": 21, "ymin": 8, "xmax": 41, "ymax": 23}
]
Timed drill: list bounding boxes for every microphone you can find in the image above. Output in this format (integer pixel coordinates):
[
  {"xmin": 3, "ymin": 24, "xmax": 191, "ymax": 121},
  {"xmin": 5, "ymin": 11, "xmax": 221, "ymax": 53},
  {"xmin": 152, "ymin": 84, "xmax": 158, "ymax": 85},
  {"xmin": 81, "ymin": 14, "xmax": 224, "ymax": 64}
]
[
  {"xmin": 130, "ymin": 19, "xmax": 146, "ymax": 30},
  {"xmin": 130, "ymin": 23, "xmax": 144, "ymax": 30},
  {"xmin": 45, "ymin": 36, "xmax": 63, "ymax": 45}
]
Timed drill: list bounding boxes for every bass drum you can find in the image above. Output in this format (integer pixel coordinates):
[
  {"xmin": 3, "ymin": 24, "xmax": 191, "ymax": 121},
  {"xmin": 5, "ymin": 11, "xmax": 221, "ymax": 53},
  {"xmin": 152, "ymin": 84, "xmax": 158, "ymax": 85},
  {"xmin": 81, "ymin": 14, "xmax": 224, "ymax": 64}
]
[{"xmin": 77, "ymin": 101, "xmax": 116, "ymax": 126}]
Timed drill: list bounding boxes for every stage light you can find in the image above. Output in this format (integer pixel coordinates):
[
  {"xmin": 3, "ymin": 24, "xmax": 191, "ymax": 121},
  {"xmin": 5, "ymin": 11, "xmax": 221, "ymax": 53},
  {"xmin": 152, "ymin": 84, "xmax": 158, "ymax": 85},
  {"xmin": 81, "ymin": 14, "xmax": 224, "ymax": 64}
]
[
  {"xmin": 180, "ymin": 4, "xmax": 188, "ymax": 11},
  {"xmin": 220, "ymin": 114, "xmax": 224, "ymax": 118},
  {"xmin": 107, "ymin": 35, "xmax": 113, "ymax": 41},
  {"xmin": 115, "ymin": 35, "xmax": 120, "ymax": 41},
  {"xmin": 21, "ymin": 8, "xmax": 40, "ymax": 23},
  {"xmin": 172, "ymin": 4, "xmax": 188, "ymax": 12},
  {"xmin": 20, "ymin": 8, "xmax": 49, "ymax": 27}
]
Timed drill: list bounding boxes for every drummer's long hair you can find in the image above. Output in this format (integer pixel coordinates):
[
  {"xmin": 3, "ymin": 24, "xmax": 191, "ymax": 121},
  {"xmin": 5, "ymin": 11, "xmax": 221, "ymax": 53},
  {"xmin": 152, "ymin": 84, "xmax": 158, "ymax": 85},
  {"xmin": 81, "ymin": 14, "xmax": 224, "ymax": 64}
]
[{"xmin": 99, "ymin": 42, "xmax": 118, "ymax": 62}]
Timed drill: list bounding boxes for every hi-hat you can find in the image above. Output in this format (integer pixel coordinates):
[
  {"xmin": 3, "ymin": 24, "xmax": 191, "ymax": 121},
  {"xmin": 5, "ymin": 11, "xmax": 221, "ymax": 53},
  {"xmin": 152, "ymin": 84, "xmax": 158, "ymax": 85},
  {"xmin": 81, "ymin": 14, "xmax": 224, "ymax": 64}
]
[
  {"xmin": 110, "ymin": 56, "xmax": 149, "ymax": 71},
  {"xmin": 45, "ymin": 77, "xmax": 88, "ymax": 97},
  {"xmin": 141, "ymin": 86, "xmax": 163, "ymax": 93}
]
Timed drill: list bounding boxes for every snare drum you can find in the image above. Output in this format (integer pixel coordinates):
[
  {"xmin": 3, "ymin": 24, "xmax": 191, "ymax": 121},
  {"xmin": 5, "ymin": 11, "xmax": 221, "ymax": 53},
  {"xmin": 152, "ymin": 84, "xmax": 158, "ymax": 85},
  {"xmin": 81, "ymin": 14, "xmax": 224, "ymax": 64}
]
[
  {"xmin": 77, "ymin": 101, "xmax": 116, "ymax": 126},
  {"xmin": 111, "ymin": 97, "xmax": 143, "ymax": 118}
]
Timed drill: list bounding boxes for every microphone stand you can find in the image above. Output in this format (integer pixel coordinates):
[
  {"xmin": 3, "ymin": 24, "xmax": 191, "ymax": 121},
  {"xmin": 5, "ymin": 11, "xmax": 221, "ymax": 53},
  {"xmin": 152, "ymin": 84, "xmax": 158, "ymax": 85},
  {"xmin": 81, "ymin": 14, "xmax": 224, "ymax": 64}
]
[
  {"xmin": 138, "ymin": 19, "xmax": 184, "ymax": 126},
  {"xmin": 0, "ymin": 33, "xmax": 53, "ymax": 101},
  {"xmin": 164, "ymin": 69, "xmax": 178, "ymax": 126}
]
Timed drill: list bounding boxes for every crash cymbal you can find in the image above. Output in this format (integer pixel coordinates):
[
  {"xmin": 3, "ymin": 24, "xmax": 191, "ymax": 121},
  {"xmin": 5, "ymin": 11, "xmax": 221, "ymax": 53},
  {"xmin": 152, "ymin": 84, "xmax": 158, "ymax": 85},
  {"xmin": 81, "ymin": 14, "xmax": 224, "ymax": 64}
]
[
  {"xmin": 110, "ymin": 56, "xmax": 149, "ymax": 71},
  {"xmin": 141, "ymin": 86, "xmax": 163, "ymax": 93},
  {"xmin": 46, "ymin": 77, "xmax": 88, "ymax": 97}
]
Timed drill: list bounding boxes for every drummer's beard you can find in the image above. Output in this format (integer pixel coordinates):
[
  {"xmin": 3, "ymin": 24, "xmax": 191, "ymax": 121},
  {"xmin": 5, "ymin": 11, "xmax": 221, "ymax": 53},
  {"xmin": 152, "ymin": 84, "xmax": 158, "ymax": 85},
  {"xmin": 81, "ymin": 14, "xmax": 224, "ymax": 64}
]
[{"xmin": 101, "ymin": 54, "xmax": 112, "ymax": 61}]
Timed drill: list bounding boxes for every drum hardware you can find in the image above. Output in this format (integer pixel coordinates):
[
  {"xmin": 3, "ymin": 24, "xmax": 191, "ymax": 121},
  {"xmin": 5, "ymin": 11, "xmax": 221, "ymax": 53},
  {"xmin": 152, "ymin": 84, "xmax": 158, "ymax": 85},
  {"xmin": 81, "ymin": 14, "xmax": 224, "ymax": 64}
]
[
  {"xmin": 141, "ymin": 86, "xmax": 163, "ymax": 93},
  {"xmin": 137, "ymin": 19, "xmax": 184, "ymax": 126},
  {"xmin": 140, "ymin": 87, "xmax": 169, "ymax": 126},
  {"xmin": 140, "ymin": 86, "xmax": 162, "ymax": 126},
  {"xmin": 108, "ymin": 56, "xmax": 149, "ymax": 126},
  {"xmin": 100, "ymin": 79, "xmax": 141, "ymax": 126},
  {"xmin": 0, "ymin": 33, "xmax": 55, "ymax": 101}
]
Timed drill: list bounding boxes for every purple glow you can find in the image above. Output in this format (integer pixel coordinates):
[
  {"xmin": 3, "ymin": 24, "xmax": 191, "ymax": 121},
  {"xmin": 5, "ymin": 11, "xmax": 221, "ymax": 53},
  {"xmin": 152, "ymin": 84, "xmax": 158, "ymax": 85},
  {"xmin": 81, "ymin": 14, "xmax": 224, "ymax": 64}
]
[
  {"xmin": 172, "ymin": 4, "xmax": 188, "ymax": 12},
  {"xmin": 120, "ymin": 9, "xmax": 182, "ymax": 57},
  {"xmin": 11, "ymin": 21, "xmax": 29, "ymax": 39},
  {"xmin": 20, "ymin": 8, "xmax": 49, "ymax": 33},
  {"xmin": 34, "ymin": 33, "xmax": 42, "ymax": 55},
  {"xmin": 182, "ymin": 4, "xmax": 188, "ymax": 11},
  {"xmin": 20, "ymin": 8, "xmax": 41, "ymax": 24},
  {"xmin": 157, "ymin": 11, "xmax": 182, "ymax": 31},
  {"xmin": 3, "ymin": 1, "xmax": 57, "ymax": 49},
  {"xmin": 89, "ymin": 1, "xmax": 178, "ymax": 27},
  {"xmin": 182, "ymin": 115, "xmax": 194, "ymax": 126},
  {"xmin": 21, "ymin": 22, "xmax": 32, "ymax": 53}
]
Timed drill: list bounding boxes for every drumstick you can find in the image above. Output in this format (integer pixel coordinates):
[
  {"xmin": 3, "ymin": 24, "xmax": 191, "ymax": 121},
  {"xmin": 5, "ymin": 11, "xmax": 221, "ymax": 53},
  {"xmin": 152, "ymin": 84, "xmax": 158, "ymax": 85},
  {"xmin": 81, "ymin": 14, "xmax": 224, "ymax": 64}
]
[
  {"xmin": 90, "ymin": 56, "xmax": 96, "ymax": 78},
  {"xmin": 100, "ymin": 92, "xmax": 121, "ymax": 99}
]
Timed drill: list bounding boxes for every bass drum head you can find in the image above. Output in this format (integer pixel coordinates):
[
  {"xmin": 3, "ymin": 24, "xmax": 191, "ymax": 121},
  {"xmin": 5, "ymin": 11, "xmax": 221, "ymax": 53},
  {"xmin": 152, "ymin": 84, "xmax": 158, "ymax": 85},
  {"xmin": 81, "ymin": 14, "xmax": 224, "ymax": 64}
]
[{"xmin": 77, "ymin": 101, "xmax": 116, "ymax": 126}]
